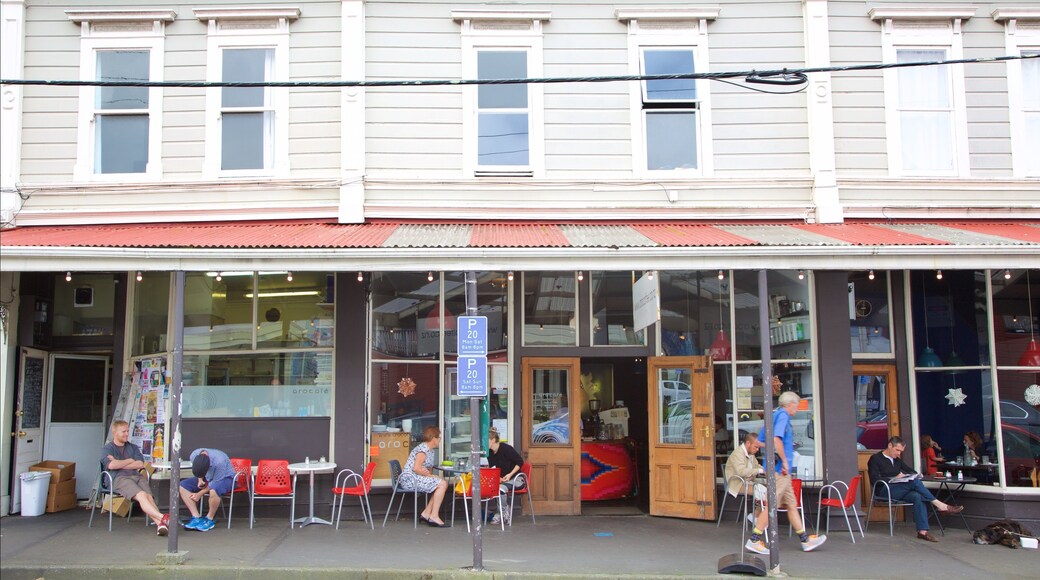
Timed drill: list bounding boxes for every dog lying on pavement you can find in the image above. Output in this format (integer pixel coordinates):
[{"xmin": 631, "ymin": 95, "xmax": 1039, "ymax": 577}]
[{"xmin": 972, "ymin": 520, "xmax": 1032, "ymax": 548}]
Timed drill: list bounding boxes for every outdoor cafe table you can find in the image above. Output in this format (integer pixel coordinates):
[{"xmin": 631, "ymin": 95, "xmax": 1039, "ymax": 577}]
[
  {"xmin": 288, "ymin": 460, "xmax": 337, "ymax": 528},
  {"xmin": 149, "ymin": 460, "xmax": 193, "ymax": 513},
  {"xmin": 924, "ymin": 474, "xmax": 975, "ymax": 533}
]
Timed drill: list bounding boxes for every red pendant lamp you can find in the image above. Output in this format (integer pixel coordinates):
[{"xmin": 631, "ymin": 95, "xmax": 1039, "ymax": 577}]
[
  {"xmin": 709, "ymin": 278, "xmax": 731, "ymax": 361},
  {"xmin": 1018, "ymin": 271, "xmax": 1040, "ymax": 368}
]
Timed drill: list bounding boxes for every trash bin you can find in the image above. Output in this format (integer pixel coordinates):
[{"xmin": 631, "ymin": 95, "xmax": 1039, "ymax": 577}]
[{"xmin": 20, "ymin": 471, "xmax": 52, "ymax": 516}]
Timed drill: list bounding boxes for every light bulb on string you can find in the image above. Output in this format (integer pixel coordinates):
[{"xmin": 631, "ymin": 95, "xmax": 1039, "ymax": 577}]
[
  {"xmin": 647, "ymin": 271, "xmax": 654, "ymax": 281},
  {"xmin": 507, "ymin": 271, "xmax": 514, "ymax": 282},
  {"xmin": 428, "ymin": 272, "xmax": 434, "ymax": 282},
  {"xmin": 136, "ymin": 271, "xmax": 143, "ymax": 282},
  {"xmin": 936, "ymin": 270, "xmax": 943, "ymax": 280},
  {"xmin": 65, "ymin": 272, "xmax": 72, "ymax": 282},
  {"xmin": 868, "ymin": 270, "xmax": 875, "ymax": 281},
  {"xmin": 215, "ymin": 272, "xmax": 223, "ymax": 282},
  {"xmin": 798, "ymin": 270, "xmax": 805, "ymax": 280},
  {"xmin": 287, "ymin": 272, "xmax": 293, "ymax": 282},
  {"xmin": 718, "ymin": 270, "xmax": 725, "ymax": 280},
  {"xmin": 577, "ymin": 271, "xmax": 584, "ymax": 282},
  {"xmin": 1005, "ymin": 269, "xmax": 1012, "ymax": 280},
  {"xmin": 357, "ymin": 272, "xmax": 363, "ymax": 282}
]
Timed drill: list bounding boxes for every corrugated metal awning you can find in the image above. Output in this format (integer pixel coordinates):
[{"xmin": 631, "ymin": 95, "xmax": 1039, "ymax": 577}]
[{"xmin": 2, "ymin": 219, "xmax": 1037, "ymax": 272}]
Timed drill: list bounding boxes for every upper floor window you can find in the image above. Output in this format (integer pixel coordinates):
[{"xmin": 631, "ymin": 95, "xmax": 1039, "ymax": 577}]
[
  {"xmin": 871, "ymin": 6, "xmax": 975, "ymax": 177},
  {"xmin": 67, "ymin": 10, "xmax": 174, "ymax": 181},
  {"xmin": 994, "ymin": 8, "xmax": 1040, "ymax": 177},
  {"xmin": 195, "ymin": 7, "xmax": 299, "ymax": 177},
  {"xmin": 617, "ymin": 7, "xmax": 719, "ymax": 177},
  {"xmin": 454, "ymin": 10, "xmax": 550, "ymax": 177}
]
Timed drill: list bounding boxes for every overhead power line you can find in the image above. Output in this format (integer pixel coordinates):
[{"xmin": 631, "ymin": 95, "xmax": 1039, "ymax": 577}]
[{"xmin": 1, "ymin": 54, "xmax": 1036, "ymax": 89}]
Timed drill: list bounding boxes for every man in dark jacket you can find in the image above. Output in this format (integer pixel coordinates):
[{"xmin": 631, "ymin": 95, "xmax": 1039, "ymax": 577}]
[{"xmin": 868, "ymin": 436, "xmax": 963, "ymax": 542}]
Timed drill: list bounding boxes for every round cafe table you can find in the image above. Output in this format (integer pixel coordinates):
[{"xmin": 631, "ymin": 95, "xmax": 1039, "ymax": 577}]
[
  {"xmin": 147, "ymin": 460, "xmax": 192, "ymax": 514},
  {"xmin": 288, "ymin": 461, "xmax": 337, "ymax": 527}
]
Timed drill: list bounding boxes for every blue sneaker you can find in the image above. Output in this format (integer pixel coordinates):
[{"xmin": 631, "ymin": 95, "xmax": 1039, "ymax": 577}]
[
  {"xmin": 196, "ymin": 517, "xmax": 216, "ymax": 532},
  {"xmin": 183, "ymin": 516, "xmax": 202, "ymax": 530}
]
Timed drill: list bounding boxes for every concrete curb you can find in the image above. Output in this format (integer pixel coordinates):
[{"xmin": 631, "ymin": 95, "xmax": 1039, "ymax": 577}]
[{"xmin": 0, "ymin": 565, "xmax": 734, "ymax": 580}]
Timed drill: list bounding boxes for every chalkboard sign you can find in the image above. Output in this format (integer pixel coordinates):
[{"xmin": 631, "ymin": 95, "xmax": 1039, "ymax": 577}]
[{"xmin": 21, "ymin": 355, "xmax": 44, "ymax": 429}]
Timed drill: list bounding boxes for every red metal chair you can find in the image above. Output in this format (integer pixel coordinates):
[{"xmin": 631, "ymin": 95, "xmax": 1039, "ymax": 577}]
[
  {"xmin": 222, "ymin": 458, "xmax": 251, "ymax": 529},
  {"xmin": 777, "ymin": 477, "xmax": 805, "ymax": 536},
  {"xmin": 816, "ymin": 475, "xmax": 864, "ymax": 543},
  {"xmin": 332, "ymin": 462, "xmax": 376, "ymax": 529},
  {"xmin": 250, "ymin": 459, "xmax": 296, "ymax": 529},
  {"xmin": 508, "ymin": 462, "xmax": 535, "ymax": 525},
  {"xmin": 451, "ymin": 467, "xmax": 504, "ymax": 532}
]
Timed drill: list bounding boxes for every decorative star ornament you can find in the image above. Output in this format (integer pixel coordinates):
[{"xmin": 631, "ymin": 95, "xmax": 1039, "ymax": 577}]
[
  {"xmin": 397, "ymin": 377, "xmax": 417, "ymax": 397},
  {"xmin": 1025, "ymin": 384, "xmax": 1040, "ymax": 407},
  {"xmin": 945, "ymin": 387, "xmax": 967, "ymax": 407}
]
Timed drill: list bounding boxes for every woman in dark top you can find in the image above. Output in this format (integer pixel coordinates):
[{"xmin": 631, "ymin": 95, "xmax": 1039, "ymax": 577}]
[{"xmin": 486, "ymin": 428, "xmax": 525, "ymax": 524}]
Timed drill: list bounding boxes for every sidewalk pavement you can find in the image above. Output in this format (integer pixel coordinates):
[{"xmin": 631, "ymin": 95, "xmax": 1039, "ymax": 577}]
[{"xmin": 1, "ymin": 507, "xmax": 1035, "ymax": 580}]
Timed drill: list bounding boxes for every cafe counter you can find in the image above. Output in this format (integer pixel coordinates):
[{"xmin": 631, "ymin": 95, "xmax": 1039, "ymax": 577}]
[{"xmin": 581, "ymin": 439, "xmax": 636, "ymax": 501}]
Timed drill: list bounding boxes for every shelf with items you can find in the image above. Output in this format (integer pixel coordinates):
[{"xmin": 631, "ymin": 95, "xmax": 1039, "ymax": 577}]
[{"xmin": 770, "ymin": 313, "xmax": 810, "ymax": 347}]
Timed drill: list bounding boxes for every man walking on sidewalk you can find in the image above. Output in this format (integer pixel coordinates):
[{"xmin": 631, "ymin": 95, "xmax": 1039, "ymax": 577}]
[
  {"xmin": 179, "ymin": 448, "xmax": 236, "ymax": 532},
  {"xmin": 746, "ymin": 391, "xmax": 827, "ymax": 555},
  {"xmin": 101, "ymin": 420, "xmax": 169, "ymax": 536}
]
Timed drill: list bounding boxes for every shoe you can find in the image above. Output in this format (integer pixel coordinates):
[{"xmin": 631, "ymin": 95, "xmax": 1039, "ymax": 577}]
[
  {"xmin": 939, "ymin": 505, "xmax": 964, "ymax": 514},
  {"xmin": 160, "ymin": 513, "xmax": 170, "ymax": 528},
  {"xmin": 426, "ymin": 520, "xmax": 448, "ymax": 528},
  {"xmin": 745, "ymin": 539, "xmax": 770, "ymax": 555},
  {"xmin": 184, "ymin": 516, "xmax": 202, "ymax": 530},
  {"xmin": 156, "ymin": 523, "xmax": 169, "ymax": 537},
  {"xmin": 419, "ymin": 515, "xmax": 431, "ymax": 524},
  {"xmin": 801, "ymin": 534, "xmax": 827, "ymax": 552},
  {"xmin": 918, "ymin": 531, "xmax": 939, "ymax": 543},
  {"xmin": 196, "ymin": 517, "xmax": 216, "ymax": 532},
  {"xmin": 490, "ymin": 513, "xmax": 502, "ymax": 525}
]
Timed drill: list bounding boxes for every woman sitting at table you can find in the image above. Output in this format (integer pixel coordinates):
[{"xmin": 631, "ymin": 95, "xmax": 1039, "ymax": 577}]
[
  {"xmin": 920, "ymin": 435, "xmax": 944, "ymax": 476},
  {"xmin": 963, "ymin": 431, "xmax": 983, "ymax": 463},
  {"xmin": 486, "ymin": 427, "xmax": 525, "ymax": 525},
  {"xmin": 400, "ymin": 426, "xmax": 449, "ymax": 527}
]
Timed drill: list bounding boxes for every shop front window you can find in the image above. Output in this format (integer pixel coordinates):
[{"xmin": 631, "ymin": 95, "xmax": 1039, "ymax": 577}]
[
  {"xmin": 371, "ymin": 272, "xmax": 440, "ymax": 359},
  {"xmin": 256, "ymin": 271, "xmax": 333, "ymax": 349},
  {"xmin": 735, "ymin": 270, "xmax": 811, "ymax": 362},
  {"xmin": 443, "ymin": 271, "xmax": 509, "ymax": 359},
  {"xmin": 530, "ymin": 367, "xmax": 570, "ymax": 444},
  {"xmin": 369, "ymin": 361, "xmax": 441, "ymax": 482},
  {"xmin": 52, "ymin": 273, "xmax": 116, "ymax": 338},
  {"xmin": 132, "ymin": 271, "xmax": 169, "ymax": 356},
  {"xmin": 590, "ymin": 271, "xmax": 645, "ymax": 346},
  {"xmin": 184, "ymin": 271, "xmax": 253, "ymax": 350},
  {"xmin": 849, "ymin": 271, "xmax": 893, "ymax": 356},
  {"xmin": 523, "ymin": 272, "xmax": 577, "ymax": 346},
  {"xmin": 181, "ymin": 352, "xmax": 332, "ymax": 418},
  {"xmin": 990, "ymin": 269, "xmax": 1039, "ymax": 488}
]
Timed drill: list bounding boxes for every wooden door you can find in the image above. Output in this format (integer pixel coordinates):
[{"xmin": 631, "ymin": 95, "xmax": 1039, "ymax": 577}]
[
  {"xmin": 852, "ymin": 364, "xmax": 901, "ymax": 521},
  {"xmin": 521, "ymin": 357, "xmax": 581, "ymax": 516},
  {"xmin": 648, "ymin": 355, "xmax": 715, "ymax": 520},
  {"xmin": 11, "ymin": 347, "xmax": 48, "ymax": 512}
]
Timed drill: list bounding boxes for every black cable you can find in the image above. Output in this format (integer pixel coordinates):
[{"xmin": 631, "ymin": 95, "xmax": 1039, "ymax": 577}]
[{"xmin": 1, "ymin": 54, "xmax": 1036, "ymax": 89}]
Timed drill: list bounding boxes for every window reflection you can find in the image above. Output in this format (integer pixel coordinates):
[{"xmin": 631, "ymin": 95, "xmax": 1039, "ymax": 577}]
[
  {"xmin": 531, "ymin": 368, "xmax": 570, "ymax": 444},
  {"xmin": 591, "ymin": 271, "xmax": 645, "ymax": 346},
  {"xmin": 849, "ymin": 271, "xmax": 893, "ymax": 355},
  {"xmin": 523, "ymin": 272, "xmax": 577, "ymax": 346}
]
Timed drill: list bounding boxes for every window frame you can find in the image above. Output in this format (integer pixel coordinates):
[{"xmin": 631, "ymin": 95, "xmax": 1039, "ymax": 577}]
[
  {"xmin": 68, "ymin": 10, "xmax": 172, "ymax": 182},
  {"xmin": 455, "ymin": 10, "xmax": 549, "ymax": 178},
  {"xmin": 872, "ymin": 8, "xmax": 972, "ymax": 177},
  {"xmin": 617, "ymin": 8, "xmax": 717, "ymax": 177},
  {"xmin": 196, "ymin": 7, "xmax": 298, "ymax": 178},
  {"xmin": 994, "ymin": 9, "xmax": 1040, "ymax": 177}
]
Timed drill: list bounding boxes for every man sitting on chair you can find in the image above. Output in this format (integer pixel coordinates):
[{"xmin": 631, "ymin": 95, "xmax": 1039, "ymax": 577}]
[
  {"xmin": 100, "ymin": 419, "xmax": 169, "ymax": 535},
  {"xmin": 179, "ymin": 448, "xmax": 236, "ymax": 532},
  {"xmin": 724, "ymin": 431, "xmax": 766, "ymax": 504},
  {"xmin": 867, "ymin": 436, "xmax": 964, "ymax": 543}
]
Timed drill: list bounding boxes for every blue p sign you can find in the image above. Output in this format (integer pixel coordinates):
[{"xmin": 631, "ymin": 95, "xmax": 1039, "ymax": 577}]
[
  {"xmin": 457, "ymin": 316, "xmax": 488, "ymax": 356},
  {"xmin": 457, "ymin": 356, "xmax": 487, "ymax": 397}
]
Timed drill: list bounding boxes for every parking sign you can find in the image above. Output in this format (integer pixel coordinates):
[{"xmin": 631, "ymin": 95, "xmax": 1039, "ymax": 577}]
[
  {"xmin": 457, "ymin": 355, "xmax": 487, "ymax": 397},
  {"xmin": 457, "ymin": 316, "xmax": 488, "ymax": 356}
]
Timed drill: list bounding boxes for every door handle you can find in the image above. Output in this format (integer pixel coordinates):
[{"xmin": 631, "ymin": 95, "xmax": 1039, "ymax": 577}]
[
  {"xmin": 702, "ymin": 425, "xmax": 711, "ymax": 439},
  {"xmin": 12, "ymin": 431, "xmax": 27, "ymax": 438}
]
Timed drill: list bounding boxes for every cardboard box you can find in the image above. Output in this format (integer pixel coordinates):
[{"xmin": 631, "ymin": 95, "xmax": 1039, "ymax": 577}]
[
  {"xmin": 101, "ymin": 493, "xmax": 131, "ymax": 517},
  {"xmin": 46, "ymin": 491, "xmax": 77, "ymax": 513},
  {"xmin": 30, "ymin": 460, "xmax": 76, "ymax": 482},
  {"xmin": 48, "ymin": 478, "xmax": 76, "ymax": 498}
]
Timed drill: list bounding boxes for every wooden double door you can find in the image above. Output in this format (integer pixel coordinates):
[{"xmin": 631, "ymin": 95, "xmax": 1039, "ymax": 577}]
[{"xmin": 521, "ymin": 356, "xmax": 716, "ymax": 520}]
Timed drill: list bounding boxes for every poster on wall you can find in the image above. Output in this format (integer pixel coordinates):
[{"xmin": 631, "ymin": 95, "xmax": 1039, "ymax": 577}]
[{"xmin": 120, "ymin": 357, "xmax": 170, "ymax": 461}]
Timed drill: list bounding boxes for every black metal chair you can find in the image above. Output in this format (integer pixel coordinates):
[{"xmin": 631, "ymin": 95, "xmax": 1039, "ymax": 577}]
[
  {"xmin": 867, "ymin": 479, "xmax": 943, "ymax": 536},
  {"xmin": 381, "ymin": 459, "xmax": 428, "ymax": 528}
]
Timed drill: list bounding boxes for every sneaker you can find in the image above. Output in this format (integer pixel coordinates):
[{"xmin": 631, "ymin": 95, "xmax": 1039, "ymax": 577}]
[
  {"xmin": 156, "ymin": 523, "xmax": 169, "ymax": 537},
  {"xmin": 160, "ymin": 513, "xmax": 170, "ymax": 528},
  {"xmin": 196, "ymin": 517, "xmax": 216, "ymax": 532},
  {"xmin": 745, "ymin": 539, "xmax": 770, "ymax": 555},
  {"xmin": 184, "ymin": 516, "xmax": 202, "ymax": 530},
  {"xmin": 490, "ymin": 513, "xmax": 502, "ymax": 525},
  {"xmin": 801, "ymin": 534, "xmax": 827, "ymax": 552}
]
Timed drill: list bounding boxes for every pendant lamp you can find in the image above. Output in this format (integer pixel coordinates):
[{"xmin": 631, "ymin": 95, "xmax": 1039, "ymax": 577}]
[
  {"xmin": 918, "ymin": 273, "xmax": 944, "ymax": 367},
  {"xmin": 708, "ymin": 278, "xmax": 731, "ymax": 361},
  {"xmin": 944, "ymin": 283, "xmax": 966, "ymax": 370},
  {"xmin": 1018, "ymin": 271, "xmax": 1040, "ymax": 368}
]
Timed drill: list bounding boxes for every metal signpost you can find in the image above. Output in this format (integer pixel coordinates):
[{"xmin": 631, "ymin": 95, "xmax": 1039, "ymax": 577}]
[
  {"xmin": 458, "ymin": 273, "xmax": 487, "ymax": 571},
  {"xmin": 166, "ymin": 271, "xmax": 185, "ymax": 559}
]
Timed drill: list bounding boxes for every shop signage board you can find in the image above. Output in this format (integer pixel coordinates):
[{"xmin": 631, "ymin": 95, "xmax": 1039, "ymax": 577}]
[{"xmin": 633, "ymin": 273, "xmax": 659, "ymax": 332}]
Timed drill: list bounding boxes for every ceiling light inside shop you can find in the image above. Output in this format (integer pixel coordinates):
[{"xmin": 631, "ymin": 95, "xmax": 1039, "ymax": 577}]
[{"xmin": 244, "ymin": 290, "xmax": 322, "ymax": 298}]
